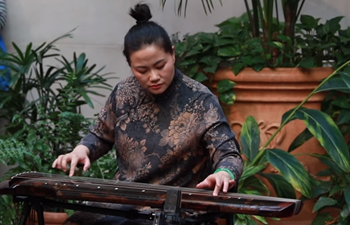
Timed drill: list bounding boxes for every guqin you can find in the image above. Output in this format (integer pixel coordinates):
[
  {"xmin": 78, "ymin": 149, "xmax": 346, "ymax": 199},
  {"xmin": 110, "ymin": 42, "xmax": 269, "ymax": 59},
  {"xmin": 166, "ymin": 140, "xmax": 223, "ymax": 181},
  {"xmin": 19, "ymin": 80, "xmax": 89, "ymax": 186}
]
[{"xmin": 0, "ymin": 172, "xmax": 303, "ymax": 225}]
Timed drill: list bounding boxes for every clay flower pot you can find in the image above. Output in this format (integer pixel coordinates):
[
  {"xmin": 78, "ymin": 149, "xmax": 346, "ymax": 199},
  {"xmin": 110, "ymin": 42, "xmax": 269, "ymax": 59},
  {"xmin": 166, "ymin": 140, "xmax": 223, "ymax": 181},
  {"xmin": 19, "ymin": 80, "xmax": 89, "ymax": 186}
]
[{"xmin": 26, "ymin": 211, "xmax": 68, "ymax": 225}]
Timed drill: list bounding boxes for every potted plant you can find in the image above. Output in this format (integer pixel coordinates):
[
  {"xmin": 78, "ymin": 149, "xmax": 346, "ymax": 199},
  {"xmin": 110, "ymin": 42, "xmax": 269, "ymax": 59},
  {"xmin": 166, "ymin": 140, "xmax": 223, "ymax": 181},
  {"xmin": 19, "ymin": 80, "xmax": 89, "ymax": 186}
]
[
  {"xmin": 0, "ymin": 32, "xmax": 117, "ymax": 224},
  {"xmin": 160, "ymin": 1, "xmax": 350, "ymax": 224},
  {"xmin": 306, "ymin": 89, "xmax": 350, "ymax": 225},
  {"xmin": 233, "ymin": 63, "xmax": 350, "ymax": 224}
]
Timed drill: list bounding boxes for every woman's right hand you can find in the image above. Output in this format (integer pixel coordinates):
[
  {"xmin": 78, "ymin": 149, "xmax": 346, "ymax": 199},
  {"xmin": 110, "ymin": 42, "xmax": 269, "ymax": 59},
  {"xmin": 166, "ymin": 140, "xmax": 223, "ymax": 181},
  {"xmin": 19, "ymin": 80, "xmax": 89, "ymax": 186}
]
[{"xmin": 52, "ymin": 145, "xmax": 91, "ymax": 176}]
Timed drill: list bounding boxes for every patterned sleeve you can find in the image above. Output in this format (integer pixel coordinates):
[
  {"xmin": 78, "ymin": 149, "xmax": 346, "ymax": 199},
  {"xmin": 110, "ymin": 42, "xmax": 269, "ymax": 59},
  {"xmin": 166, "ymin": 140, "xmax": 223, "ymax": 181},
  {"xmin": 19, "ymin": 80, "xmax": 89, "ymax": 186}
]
[
  {"xmin": 79, "ymin": 87, "xmax": 117, "ymax": 162},
  {"xmin": 201, "ymin": 94, "xmax": 244, "ymax": 182}
]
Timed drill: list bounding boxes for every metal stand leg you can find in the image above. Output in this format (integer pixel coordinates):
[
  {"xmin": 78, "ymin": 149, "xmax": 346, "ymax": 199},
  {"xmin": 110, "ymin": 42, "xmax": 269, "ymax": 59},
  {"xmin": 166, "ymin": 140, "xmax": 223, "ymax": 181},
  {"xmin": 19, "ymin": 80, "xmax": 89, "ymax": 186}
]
[
  {"xmin": 154, "ymin": 188, "xmax": 182, "ymax": 225},
  {"xmin": 16, "ymin": 197, "xmax": 46, "ymax": 225},
  {"xmin": 18, "ymin": 200, "xmax": 32, "ymax": 225},
  {"xmin": 33, "ymin": 203, "xmax": 45, "ymax": 225}
]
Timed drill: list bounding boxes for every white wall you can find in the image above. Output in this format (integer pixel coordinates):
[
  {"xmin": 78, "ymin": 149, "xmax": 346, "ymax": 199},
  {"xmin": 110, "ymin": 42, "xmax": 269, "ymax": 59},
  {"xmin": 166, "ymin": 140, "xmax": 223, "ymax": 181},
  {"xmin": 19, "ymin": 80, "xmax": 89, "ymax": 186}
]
[{"xmin": 1, "ymin": 0, "xmax": 350, "ymax": 117}]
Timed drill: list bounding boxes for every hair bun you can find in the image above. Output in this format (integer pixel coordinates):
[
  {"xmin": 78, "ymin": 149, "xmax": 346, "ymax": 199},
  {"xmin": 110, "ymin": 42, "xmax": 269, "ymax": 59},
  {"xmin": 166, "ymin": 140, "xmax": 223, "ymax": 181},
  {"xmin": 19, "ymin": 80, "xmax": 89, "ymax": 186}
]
[{"xmin": 129, "ymin": 3, "xmax": 152, "ymax": 25}]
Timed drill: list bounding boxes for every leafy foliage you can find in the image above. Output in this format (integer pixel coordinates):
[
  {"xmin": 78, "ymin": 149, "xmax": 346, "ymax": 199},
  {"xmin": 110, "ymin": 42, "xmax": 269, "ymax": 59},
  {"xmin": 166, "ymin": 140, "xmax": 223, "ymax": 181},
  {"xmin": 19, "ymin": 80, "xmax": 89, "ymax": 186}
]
[
  {"xmin": 234, "ymin": 116, "xmax": 300, "ymax": 224},
  {"xmin": 159, "ymin": 0, "xmax": 222, "ymax": 16},
  {"xmin": 173, "ymin": 12, "xmax": 350, "ymax": 105},
  {"xmin": 0, "ymin": 195, "xmax": 18, "ymax": 225},
  {"xmin": 233, "ymin": 63, "xmax": 350, "ymax": 224},
  {"xmin": 0, "ymin": 32, "xmax": 117, "ymax": 224},
  {"xmin": 0, "ymin": 31, "xmax": 113, "ymax": 126},
  {"xmin": 298, "ymin": 76, "xmax": 350, "ymax": 224},
  {"xmin": 0, "ymin": 112, "xmax": 91, "ymax": 177}
]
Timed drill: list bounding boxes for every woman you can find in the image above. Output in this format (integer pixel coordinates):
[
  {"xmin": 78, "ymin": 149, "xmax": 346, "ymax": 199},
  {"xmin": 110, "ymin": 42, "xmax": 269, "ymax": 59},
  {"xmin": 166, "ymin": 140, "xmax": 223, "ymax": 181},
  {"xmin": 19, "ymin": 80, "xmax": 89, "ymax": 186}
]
[{"xmin": 53, "ymin": 3, "xmax": 243, "ymax": 225}]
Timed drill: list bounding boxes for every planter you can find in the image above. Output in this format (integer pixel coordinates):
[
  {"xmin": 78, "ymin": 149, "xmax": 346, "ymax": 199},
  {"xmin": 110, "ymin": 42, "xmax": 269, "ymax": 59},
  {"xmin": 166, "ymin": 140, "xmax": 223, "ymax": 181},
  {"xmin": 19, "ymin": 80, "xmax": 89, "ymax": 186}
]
[
  {"xmin": 213, "ymin": 67, "xmax": 333, "ymax": 225},
  {"xmin": 26, "ymin": 211, "xmax": 68, "ymax": 225}
]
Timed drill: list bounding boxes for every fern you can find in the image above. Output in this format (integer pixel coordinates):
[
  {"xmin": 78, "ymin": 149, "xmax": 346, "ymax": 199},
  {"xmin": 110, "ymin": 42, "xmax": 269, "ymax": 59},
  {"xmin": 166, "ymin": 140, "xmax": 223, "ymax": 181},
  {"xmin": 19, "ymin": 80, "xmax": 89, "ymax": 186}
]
[
  {"xmin": 0, "ymin": 195, "xmax": 19, "ymax": 225},
  {"xmin": 0, "ymin": 139, "xmax": 28, "ymax": 166}
]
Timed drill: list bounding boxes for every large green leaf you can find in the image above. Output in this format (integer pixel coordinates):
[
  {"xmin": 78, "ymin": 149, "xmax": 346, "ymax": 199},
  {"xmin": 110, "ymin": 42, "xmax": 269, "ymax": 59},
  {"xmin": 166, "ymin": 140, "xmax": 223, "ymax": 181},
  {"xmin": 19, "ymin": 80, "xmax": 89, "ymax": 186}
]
[
  {"xmin": 311, "ymin": 213, "xmax": 333, "ymax": 225},
  {"xmin": 216, "ymin": 79, "xmax": 235, "ymax": 93},
  {"xmin": 295, "ymin": 108, "xmax": 350, "ymax": 172},
  {"xmin": 240, "ymin": 163, "xmax": 266, "ymax": 181},
  {"xmin": 267, "ymin": 149, "xmax": 312, "ymax": 197},
  {"xmin": 314, "ymin": 183, "xmax": 332, "ymax": 199},
  {"xmin": 231, "ymin": 62, "xmax": 245, "ymax": 75},
  {"xmin": 234, "ymin": 215, "xmax": 257, "ymax": 225},
  {"xmin": 330, "ymin": 185, "xmax": 344, "ymax": 197},
  {"xmin": 340, "ymin": 207, "xmax": 350, "ymax": 220},
  {"xmin": 240, "ymin": 116, "xmax": 260, "ymax": 162},
  {"xmin": 288, "ymin": 128, "xmax": 313, "ymax": 152},
  {"xmin": 259, "ymin": 173, "xmax": 296, "ymax": 198},
  {"xmin": 281, "ymin": 108, "xmax": 297, "ymax": 124},
  {"xmin": 193, "ymin": 72, "xmax": 208, "ymax": 83},
  {"xmin": 299, "ymin": 57, "xmax": 315, "ymax": 68},
  {"xmin": 300, "ymin": 15, "xmax": 320, "ymax": 29},
  {"xmin": 316, "ymin": 75, "xmax": 350, "ymax": 93},
  {"xmin": 325, "ymin": 16, "xmax": 343, "ymax": 34},
  {"xmin": 239, "ymin": 174, "xmax": 269, "ymax": 195},
  {"xmin": 313, "ymin": 154, "xmax": 344, "ymax": 175},
  {"xmin": 239, "ymin": 188, "xmax": 267, "ymax": 196},
  {"xmin": 218, "ymin": 89, "xmax": 235, "ymax": 105},
  {"xmin": 339, "ymin": 71, "xmax": 350, "ymax": 89},
  {"xmin": 338, "ymin": 109, "xmax": 350, "ymax": 125},
  {"xmin": 218, "ymin": 47, "xmax": 241, "ymax": 57},
  {"xmin": 330, "ymin": 95, "xmax": 350, "ymax": 109},
  {"xmin": 344, "ymin": 185, "xmax": 350, "ymax": 210},
  {"xmin": 313, "ymin": 196, "xmax": 338, "ymax": 212},
  {"xmin": 252, "ymin": 215, "xmax": 267, "ymax": 225}
]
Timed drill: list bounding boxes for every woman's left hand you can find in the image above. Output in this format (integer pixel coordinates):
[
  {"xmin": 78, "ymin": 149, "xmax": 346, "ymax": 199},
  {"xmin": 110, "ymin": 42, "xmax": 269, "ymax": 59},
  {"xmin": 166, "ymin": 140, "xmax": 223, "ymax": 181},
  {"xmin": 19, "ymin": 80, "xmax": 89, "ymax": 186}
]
[{"xmin": 196, "ymin": 171, "xmax": 236, "ymax": 196}]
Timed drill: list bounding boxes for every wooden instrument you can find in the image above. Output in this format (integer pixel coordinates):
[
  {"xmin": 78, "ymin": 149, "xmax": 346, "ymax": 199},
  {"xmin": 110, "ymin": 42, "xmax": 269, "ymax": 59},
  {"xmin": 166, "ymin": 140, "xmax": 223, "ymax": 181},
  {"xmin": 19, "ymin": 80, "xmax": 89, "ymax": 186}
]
[{"xmin": 0, "ymin": 172, "xmax": 303, "ymax": 225}]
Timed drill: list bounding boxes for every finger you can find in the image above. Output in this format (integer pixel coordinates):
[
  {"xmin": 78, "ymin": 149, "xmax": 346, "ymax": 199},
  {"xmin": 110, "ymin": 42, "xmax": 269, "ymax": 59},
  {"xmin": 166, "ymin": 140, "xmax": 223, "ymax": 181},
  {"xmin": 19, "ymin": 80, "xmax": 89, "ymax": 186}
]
[
  {"xmin": 213, "ymin": 176, "xmax": 223, "ymax": 196},
  {"xmin": 196, "ymin": 179, "xmax": 209, "ymax": 189},
  {"xmin": 83, "ymin": 158, "xmax": 91, "ymax": 172},
  {"xmin": 222, "ymin": 178, "xmax": 229, "ymax": 193},
  {"xmin": 52, "ymin": 159, "xmax": 58, "ymax": 168},
  {"xmin": 69, "ymin": 157, "xmax": 78, "ymax": 177},
  {"xmin": 56, "ymin": 156, "xmax": 66, "ymax": 170},
  {"xmin": 213, "ymin": 183, "xmax": 221, "ymax": 196},
  {"xmin": 61, "ymin": 155, "xmax": 70, "ymax": 172},
  {"xmin": 228, "ymin": 180, "xmax": 236, "ymax": 190},
  {"xmin": 52, "ymin": 155, "xmax": 63, "ymax": 169}
]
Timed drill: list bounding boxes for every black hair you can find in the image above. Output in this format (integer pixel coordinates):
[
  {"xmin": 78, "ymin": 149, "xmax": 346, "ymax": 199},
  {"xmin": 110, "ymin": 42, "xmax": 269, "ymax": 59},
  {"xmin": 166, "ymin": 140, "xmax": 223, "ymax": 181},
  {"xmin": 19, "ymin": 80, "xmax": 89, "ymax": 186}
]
[{"xmin": 123, "ymin": 3, "xmax": 173, "ymax": 65}]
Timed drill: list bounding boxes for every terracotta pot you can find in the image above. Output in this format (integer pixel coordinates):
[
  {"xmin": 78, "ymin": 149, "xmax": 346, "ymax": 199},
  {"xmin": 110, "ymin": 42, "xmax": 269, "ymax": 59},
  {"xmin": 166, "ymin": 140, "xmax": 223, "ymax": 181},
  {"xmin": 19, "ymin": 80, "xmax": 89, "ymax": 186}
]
[
  {"xmin": 213, "ymin": 67, "xmax": 334, "ymax": 225},
  {"xmin": 26, "ymin": 211, "xmax": 68, "ymax": 225}
]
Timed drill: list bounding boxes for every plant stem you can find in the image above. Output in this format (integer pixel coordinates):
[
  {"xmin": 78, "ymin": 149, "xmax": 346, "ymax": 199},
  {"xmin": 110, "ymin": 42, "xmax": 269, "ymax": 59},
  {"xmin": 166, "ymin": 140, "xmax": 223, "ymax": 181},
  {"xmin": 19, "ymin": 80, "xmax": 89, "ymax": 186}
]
[{"xmin": 251, "ymin": 61, "xmax": 350, "ymax": 166}]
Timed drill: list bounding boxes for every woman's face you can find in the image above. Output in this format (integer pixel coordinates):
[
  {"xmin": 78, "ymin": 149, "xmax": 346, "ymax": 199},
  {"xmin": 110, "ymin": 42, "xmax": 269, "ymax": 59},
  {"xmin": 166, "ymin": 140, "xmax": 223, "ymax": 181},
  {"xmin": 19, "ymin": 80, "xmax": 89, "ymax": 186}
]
[{"xmin": 129, "ymin": 44, "xmax": 175, "ymax": 95}]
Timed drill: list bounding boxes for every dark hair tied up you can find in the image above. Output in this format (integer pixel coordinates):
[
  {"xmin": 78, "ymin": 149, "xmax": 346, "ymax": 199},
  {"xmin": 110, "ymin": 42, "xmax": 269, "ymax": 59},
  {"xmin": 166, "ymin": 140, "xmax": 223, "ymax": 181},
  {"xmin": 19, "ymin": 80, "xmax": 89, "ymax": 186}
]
[
  {"xmin": 129, "ymin": 3, "xmax": 152, "ymax": 25},
  {"xmin": 123, "ymin": 3, "xmax": 173, "ymax": 66}
]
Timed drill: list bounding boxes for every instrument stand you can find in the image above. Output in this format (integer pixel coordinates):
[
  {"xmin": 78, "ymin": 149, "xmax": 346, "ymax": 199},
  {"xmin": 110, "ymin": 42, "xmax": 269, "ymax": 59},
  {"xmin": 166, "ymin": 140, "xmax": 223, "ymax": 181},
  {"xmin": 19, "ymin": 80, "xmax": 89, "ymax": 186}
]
[
  {"xmin": 15, "ymin": 196, "xmax": 45, "ymax": 225},
  {"xmin": 13, "ymin": 189, "xmax": 217, "ymax": 225},
  {"xmin": 13, "ymin": 189, "xmax": 184, "ymax": 225},
  {"xmin": 154, "ymin": 188, "xmax": 182, "ymax": 225},
  {"xmin": 13, "ymin": 196, "xmax": 152, "ymax": 225}
]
